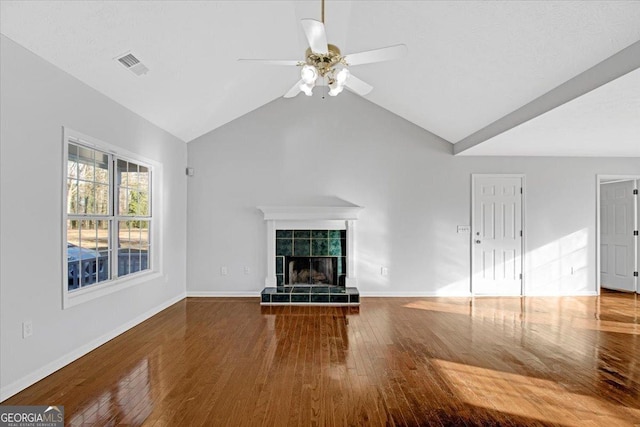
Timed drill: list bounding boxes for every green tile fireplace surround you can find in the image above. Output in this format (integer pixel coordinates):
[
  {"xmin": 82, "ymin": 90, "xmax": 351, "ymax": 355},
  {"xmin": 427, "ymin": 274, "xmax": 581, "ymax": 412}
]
[
  {"xmin": 257, "ymin": 203, "xmax": 362, "ymax": 306},
  {"xmin": 275, "ymin": 229, "xmax": 346, "ymax": 286}
]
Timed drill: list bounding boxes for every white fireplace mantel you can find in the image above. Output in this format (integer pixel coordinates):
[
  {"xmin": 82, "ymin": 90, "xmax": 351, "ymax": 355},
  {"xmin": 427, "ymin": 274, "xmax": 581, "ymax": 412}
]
[
  {"xmin": 258, "ymin": 205, "xmax": 362, "ymax": 221},
  {"xmin": 258, "ymin": 205, "xmax": 363, "ymax": 287}
]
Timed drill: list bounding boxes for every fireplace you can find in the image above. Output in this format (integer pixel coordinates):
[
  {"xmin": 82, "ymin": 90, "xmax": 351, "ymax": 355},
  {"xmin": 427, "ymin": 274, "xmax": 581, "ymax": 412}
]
[
  {"xmin": 285, "ymin": 256, "xmax": 338, "ymax": 285},
  {"xmin": 258, "ymin": 203, "xmax": 362, "ymax": 290}
]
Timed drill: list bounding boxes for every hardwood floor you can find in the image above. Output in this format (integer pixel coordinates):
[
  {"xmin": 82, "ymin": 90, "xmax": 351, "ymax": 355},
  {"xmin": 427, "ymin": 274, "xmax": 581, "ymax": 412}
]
[{"xmin": 3, "ymin": 291, "xmax": 639, "ymax": 426}]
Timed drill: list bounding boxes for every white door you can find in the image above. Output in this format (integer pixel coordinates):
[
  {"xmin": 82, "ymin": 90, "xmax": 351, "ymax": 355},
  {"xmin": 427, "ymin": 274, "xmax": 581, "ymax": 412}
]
[
  {"xmin": 472, "ymin": 175, "xmax": 523, "ymax": 295},
  {"xmin": 600, "ymin": 180, "xmax": 637, "ymax": 292}
]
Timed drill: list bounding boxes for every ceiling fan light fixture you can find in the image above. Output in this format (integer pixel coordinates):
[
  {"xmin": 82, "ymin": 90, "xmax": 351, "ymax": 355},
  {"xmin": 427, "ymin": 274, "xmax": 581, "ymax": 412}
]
[
  {"xmin": 301, "ymin": 64, "xmax": 318, "ymax": 84},
  {"xmin": 300, "ymin": 81, "xmax": 315, "ymax": 96},
  {"xmin": 336, "ymin": 68, "xmax": 350, "ymax": 84},
  {"xmin": 328, "ymin": 67, "xmax": 349, "ymax": 96},
  {"xmin": 327, "ymin": 85, "xmax": 342, "ymax": 97}
]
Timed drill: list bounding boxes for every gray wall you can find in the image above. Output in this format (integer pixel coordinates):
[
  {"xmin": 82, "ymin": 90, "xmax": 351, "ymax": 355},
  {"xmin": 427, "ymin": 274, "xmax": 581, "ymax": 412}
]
[
  {"xmin": 186, "ymin": 90, "xmax": 640, "ymax": 297},
  {"xmin": 0, "ymin": 35, "xmax": 188, "ymax": 398}
]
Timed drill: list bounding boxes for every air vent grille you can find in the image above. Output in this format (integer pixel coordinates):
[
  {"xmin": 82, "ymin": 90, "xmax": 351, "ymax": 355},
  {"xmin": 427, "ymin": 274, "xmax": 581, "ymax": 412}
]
[
  {"xmin": 115, "ymin": 52, "xmax": 149, "ymax": 76},
  {"xmin": 118, "ymin": 53, "xmax": 140, "ymax": 68}
]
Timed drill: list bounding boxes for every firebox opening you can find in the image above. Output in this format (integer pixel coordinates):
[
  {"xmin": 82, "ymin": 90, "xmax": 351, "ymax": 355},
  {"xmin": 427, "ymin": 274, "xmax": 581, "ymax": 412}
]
[{"xmin": 285, "ymin": 256, "xmax": 339, "ymax": 285}]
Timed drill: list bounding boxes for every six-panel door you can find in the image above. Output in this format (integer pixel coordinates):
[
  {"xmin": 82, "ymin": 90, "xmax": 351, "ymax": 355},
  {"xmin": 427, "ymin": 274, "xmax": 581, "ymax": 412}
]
[{"xmin": 472, "ymin": 176, "xmax": 523, "ymax": 295}]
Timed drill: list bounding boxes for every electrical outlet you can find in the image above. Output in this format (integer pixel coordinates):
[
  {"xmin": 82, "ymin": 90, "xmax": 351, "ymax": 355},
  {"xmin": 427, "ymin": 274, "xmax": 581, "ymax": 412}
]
[
  {"xmin": 244, "ymin": 266, "xmax": 250, "ymax": 275},
  {"xmin": 457, "ymin": 225, "xmax": 471, "ymax": 234},
  {"xmin": 381, "ymin": 267, "xmax": 389, "ymax": 276},
  {"xmin": 220, "ymin": 266, "xmax": 228, "ymax": 276},
  {"xmin": 22, "ymin": 321, "xmax": 33, "ymax": 338}
]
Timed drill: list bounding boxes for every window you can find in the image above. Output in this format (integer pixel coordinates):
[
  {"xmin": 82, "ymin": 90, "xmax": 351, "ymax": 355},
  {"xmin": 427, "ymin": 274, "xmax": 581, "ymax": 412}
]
[{"xmin": 64, "ymin": 128, "xmax": 155, "ymax": 306}]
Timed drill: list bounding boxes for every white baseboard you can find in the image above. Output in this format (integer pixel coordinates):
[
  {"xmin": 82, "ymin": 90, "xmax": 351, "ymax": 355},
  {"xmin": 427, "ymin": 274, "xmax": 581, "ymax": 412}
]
[
  {"xmin": 525, "ymin": 291, "xmax": 598, "ymax": 297},
  {"xmin": 186, "ymin": 291, "xmax": 259, "ymax": 297},
  {"xmin": 359, "ymin": 291, "xmax": 599, "ymax": 298},
  {"xmin": 0, "ymin": 292, "xmax": 186, "ymax": 402},
  {"xmin": 359, "ymin": 291, "xmax": 473, "ymax": 297}
]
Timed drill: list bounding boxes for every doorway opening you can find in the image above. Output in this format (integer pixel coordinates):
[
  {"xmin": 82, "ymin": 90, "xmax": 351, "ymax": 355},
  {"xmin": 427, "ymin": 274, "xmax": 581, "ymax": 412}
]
[{"xmin": 597, "ymin": 175, "xmax": 639, "ymax": 294}]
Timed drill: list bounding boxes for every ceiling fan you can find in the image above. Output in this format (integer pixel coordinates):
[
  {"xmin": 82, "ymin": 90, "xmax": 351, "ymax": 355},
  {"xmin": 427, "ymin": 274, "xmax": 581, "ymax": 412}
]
[{"xmin": 239, "ymin": 0, "xmax": 407, "ymax": 98}]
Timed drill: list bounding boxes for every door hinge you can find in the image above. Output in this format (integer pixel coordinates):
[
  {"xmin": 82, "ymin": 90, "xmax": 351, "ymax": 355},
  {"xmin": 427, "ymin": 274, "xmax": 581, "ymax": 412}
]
[
  {"xmin": 520, "ymin": 230, "xmax": 523, "ymax": 237},
  {"xmin": 633, "ymin": 189, "xmax": 638, "ymax": 195},
  {"xmin": 634, "ymin": 230, "xmax": 639, "ymax": 236},
  {"xmin": 519, "ymin": 273, "xmax": 523, "ymax": 280},
  {"xmin": 520, "ymin": 187, "xmax": 523, "ymax": 194},
  {"xmin": 634, "ymin": 272, "xmax": 638, "ymax": 277}
]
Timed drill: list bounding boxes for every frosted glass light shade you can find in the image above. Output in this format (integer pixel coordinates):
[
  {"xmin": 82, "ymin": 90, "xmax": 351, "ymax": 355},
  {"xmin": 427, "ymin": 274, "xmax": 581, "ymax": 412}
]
[
  {"xmin": 301, "ymin": 65, "xmax": 318, "ymax": 85},
  {"xmin": 300, "ymin": 82, "xmax": 314, "ymax": 96},
  {"xmin": 336, "ymin": 68, "xmax": 350, "ymax": 84}
]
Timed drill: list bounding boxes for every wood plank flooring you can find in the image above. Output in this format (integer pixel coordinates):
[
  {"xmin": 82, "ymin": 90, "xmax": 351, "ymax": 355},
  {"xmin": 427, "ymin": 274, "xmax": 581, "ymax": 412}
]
[{"xmin": 3, "ymin": 291, "xmax": 639, "ymax": 426}]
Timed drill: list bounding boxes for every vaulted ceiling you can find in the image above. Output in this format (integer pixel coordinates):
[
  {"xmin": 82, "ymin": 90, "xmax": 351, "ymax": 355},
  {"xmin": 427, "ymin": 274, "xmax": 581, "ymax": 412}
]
[{"xmin": 1, "ymin": 1, "xmax": 639, "ymax": 156}]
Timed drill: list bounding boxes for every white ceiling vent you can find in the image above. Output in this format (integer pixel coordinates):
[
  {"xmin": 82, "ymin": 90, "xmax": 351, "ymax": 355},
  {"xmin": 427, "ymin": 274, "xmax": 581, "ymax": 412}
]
[{"xmin": 115, "ymin": 52, "xmax": 149, "ymax": 76}]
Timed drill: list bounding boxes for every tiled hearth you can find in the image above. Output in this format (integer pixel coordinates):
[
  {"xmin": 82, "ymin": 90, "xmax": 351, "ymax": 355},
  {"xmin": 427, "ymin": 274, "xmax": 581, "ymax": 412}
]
[
  {"xmin": 261, "ymin": 285, "xmax": 360, "ymax": 305},
  {"xmin": 258, "ymin": 203, "xmax": 362, "ymax": 306}
]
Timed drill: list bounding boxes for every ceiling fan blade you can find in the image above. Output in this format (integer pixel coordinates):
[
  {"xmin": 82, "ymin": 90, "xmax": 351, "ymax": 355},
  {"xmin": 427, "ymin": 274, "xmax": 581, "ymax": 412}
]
[
  {"xmin": 345, "ymin": 44, "xmax": 407, "ymax": 66},
  {"xmin": 344, "ymin": 74, "xmax": 373, "ymax": 96},
  {"xmin": 301, "ymin": 19, "xmax": 328, "ymax": 54},
  {"xmin": 238, "ymin": 59, "xmax": 300, "ymax": 66},
  {"xmin": 284, "ymin": 79, "xmax": 303, "ymax": 98}
]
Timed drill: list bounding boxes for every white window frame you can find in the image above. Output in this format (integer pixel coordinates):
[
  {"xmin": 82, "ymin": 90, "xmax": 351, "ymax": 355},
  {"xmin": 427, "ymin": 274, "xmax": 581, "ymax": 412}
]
[{"xmin": 62, "ymin": 127, "xmax": 163, "ymax": 309}]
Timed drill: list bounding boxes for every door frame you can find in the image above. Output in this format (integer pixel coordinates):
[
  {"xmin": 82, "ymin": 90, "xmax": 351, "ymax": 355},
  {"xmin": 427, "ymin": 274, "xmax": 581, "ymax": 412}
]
[
  {"xmin": 471, "ymin": 174, "xmax": 526, "ymax": 296},
  {"xmin": 596, "ymin": 174, "xmax": 640, "ymax": 294}
]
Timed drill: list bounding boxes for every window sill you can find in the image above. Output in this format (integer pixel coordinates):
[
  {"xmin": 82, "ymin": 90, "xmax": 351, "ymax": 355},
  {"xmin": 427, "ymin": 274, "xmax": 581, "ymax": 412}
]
[{"xmin": 63, "ymin": 270, "xmax": 162, "ymax": 309}]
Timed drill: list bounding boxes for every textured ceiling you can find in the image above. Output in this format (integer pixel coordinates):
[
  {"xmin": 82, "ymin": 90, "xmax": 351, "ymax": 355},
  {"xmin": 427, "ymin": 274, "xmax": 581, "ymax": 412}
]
[
  {"xmin": 459, "ymin": 67, "xmax": 640, "ymax": 157},
  {"xmin": 1, "ymin": 0, "xmax": 639, "ymax": 155}
]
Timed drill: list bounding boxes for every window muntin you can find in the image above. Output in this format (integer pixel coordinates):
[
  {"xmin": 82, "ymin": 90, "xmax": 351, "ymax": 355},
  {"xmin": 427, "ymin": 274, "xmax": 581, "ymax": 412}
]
[{"xmin": 66, "ymin": 141, "xmax": 152, "ymax": 292}]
